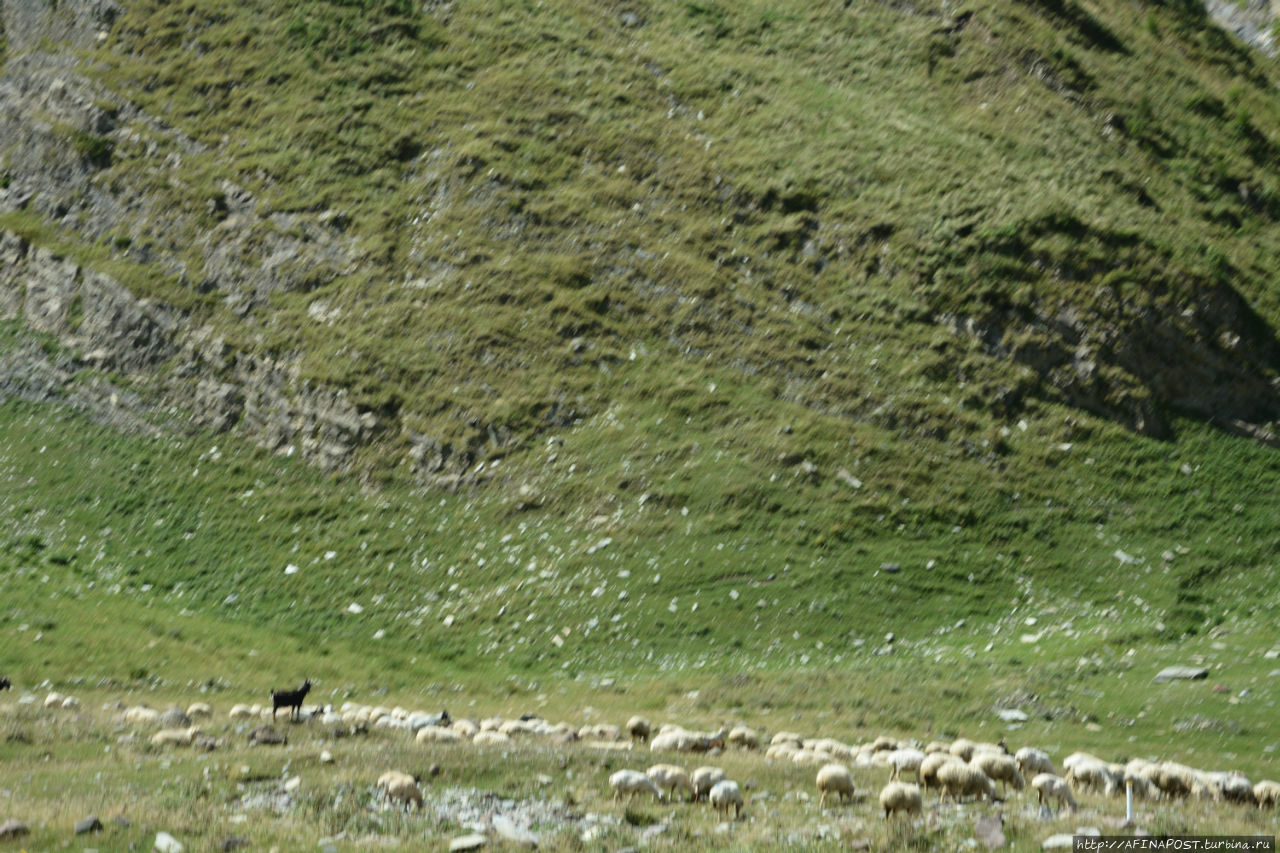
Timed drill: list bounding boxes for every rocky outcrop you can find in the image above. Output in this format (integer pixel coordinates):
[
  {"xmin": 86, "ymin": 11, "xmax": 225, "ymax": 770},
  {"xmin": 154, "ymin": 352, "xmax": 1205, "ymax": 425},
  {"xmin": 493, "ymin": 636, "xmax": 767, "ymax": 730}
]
[{"xmin": 940, "ymin": 275, "xmax": 1280, "ymax": 439}]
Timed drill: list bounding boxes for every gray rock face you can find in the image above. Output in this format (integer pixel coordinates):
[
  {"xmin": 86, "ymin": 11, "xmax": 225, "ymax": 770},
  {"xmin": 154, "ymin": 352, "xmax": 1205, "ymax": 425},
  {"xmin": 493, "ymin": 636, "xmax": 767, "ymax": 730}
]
[
  {"xmin": 74, "ymin": 814, "xmax": 103, "ymax": 834},
  {"xmin": 1154, "ymin": 666, "xmax": 1210, "ymax": 683}
]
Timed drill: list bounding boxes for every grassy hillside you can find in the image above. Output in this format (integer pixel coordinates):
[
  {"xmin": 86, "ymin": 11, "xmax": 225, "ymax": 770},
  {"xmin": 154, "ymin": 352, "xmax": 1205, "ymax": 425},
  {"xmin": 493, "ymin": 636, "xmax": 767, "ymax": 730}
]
[{"xmin": 2, "ymin": 0, "xmax": 1280, "ymax": 821}]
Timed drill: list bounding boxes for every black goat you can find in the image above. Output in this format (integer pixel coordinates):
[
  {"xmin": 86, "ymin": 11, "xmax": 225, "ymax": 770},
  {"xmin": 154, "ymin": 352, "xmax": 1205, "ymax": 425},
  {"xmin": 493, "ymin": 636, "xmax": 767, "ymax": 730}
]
[
  {"xmin": 0, "ymin": 676, "xmax": 9, "ymax": 691},
  {"xmin": 270, "ymin": 680, "xmax": 311, "ymax": 722}
]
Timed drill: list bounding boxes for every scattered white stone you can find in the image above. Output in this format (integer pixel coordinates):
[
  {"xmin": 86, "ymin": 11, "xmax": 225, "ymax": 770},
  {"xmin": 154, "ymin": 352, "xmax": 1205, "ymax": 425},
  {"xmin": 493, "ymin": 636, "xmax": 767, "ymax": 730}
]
[
  {"xmin": 449, "ymin": 833, "xmax": 488, "ymax": 851},
  {"xmin": 1042, "ymin": 834, "xmax": 1075, "ymax": 849},
  {"xmin": 320, "ymin": 751, "xmax": 334, "ymax": 764},
  {"xmin": 324, "ymin": 551, "xmax": 336, "ymax": 560},
  {"xmin": 491, "ymin": 814, "xmax": 538, "ymax": 847},
  {"xmin": 154, "ymin": 831, "xmax": 184, "ymax": 853},
  {"xmin": 285, "ymin": 564, "xmax": 299, "ymax": 575},
  {"xmin": 997, "ymin": 709, "xmax": 1028, "ymax": 723},
  {"xmin": 346, "ymin": 603, "xmax": 364, "ymax": 614},
  {"xmin": 1113, "ymin": 549, "xmax": 1139, "ymax": 565}
]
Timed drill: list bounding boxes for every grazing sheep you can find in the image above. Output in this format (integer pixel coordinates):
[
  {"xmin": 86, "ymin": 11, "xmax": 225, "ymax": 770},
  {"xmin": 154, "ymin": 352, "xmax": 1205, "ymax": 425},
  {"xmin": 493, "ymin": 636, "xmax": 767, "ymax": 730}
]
[
  {"xmin": 647, "ymin": 764, "xmax": 695, "ymax": 802},
  {"xmin": 1203, "ymin": 771, "xmax": 1254, "ymax": 804},
  {"xmin": 609, "ymin": 769, "xmax": 664, "ymax": 804},
  {"xmin": 43, "ymin": 692, "xmax": 63, "ymax": 710},
  {"xmin": 771, "ymin": 731, "xmax": 804, "ymax": 748},
  {"xmin": 692, "ymin": 766, "xmax": 727, "ymax": 801},
  {"xmin": 709, "ymin": 779, "xmax": 743, "ymax": 819},
  {"xmin": 879, "ymin": 782, "xmax": 923, "ymax": 819},
  {"xmin": 416, "ymin": 726, "xmax": 463, "ymax": 744},
  {"xmin": 937, "ymin": 760, "xmax": 997, "ymax": 803},
  {"xmin": 1015, "ymin": 747, "xmax": 1055, "ymax": 778},
  {"xmin": 872, "ymin": 735, "xmax": 899, "ymax": 752},
  {"xmin": 60, "ymin": 695, "xmax": 80, "ymax": 710},
  {"xmin": 920, "ymin": 752, "xmax": 962, "ymax": 790},
  {"xmin": 727, "ymin": 725, "xmax": 760, "ymax": 750},
  {"xmin": 924, "ymin": 741, "xmax": 950, "ymax": 755},
  {"xmin": 1253, "ymin": 780, "xmax": 1280, "ymax": 807},
  {"xmin": 1151, "ymin": 762, "xmax": 1211, "ymax": 800},
  {"xmin": 151, "ymin": 726, "xmax": 202, "ymax": 747},
  {"xmin": 816, "ymin": 763, "xmax": 856, "ymax": 808},
  {"xmin": 452, "ymin": 719, "xmax": 480, "ymax": 738},
  {"xmin": 270, "ymin": 680, "xmax": 311, "ymax": 722},
  {"xmin": 1031, "ymin": 773, "xmax": 1077, "ymax": 813},
  {"xmin": 377, "ymin": 771, "xmax": 423, "ymax": 808},
  {"xmin": 123, "ymin": 706, "xmax": 160, "ymax": 726},
  {"xmin": 970, "ymin": 753, "xmax": 1025, "ymax": 793},
  {"xmin": 627, "ymin": 715, "xmax": 651, "ymax": 744},
  {"xmin": 949, "ymin": 738, "xmax": 977, "ymax": 761},
  {"xmin": 229, "ymin": 704, "xmax": 254, "ymax": 720},
  {"xmin": 472, "ymin": 731, "xmax": 511, "ymax": 747},
  {"xmin": 1065, "ymin": 755, "xmax": 1120, "ymax": 797},
  {"xmin": 187, "ymin": 703, "xmax": 213, "ymax": 720},
  {"xmin": 888, "ymin": 748, "xmax": 926, "ymax": 782}
]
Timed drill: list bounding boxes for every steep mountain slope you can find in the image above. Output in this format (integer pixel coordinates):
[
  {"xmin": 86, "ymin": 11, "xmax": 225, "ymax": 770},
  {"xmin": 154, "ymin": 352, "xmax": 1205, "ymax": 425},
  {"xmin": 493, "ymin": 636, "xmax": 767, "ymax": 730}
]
[{"xmin": 0, "ymin": 0, "xmax": 1279, "ymax": 680}]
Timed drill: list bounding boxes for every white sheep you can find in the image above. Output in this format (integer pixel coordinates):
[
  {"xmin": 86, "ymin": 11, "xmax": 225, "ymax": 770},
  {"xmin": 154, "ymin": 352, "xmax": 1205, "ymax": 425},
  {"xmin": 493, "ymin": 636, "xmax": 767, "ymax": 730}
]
[
  {"xmin": 647, "ymin": 764, "xmax": 695, "ymax": 802},
  {"xmin": 816, "ymin": 763, "xmax": 855, "ymax": 808},
  {"xmin": 920, "ymin": 752, "xmax": 961, "ymax": 790},
  {"xmin": 626, "ymin": 715, "xmax": 651, "ymax": 743},
  {"xmin": 887, "ymin": 747, "xmax": 926, "ymax": 782},
  {"xmin": 1150, "ymin": 761, "xmax": 1211, "ymax": 800},
  {"xmin": 151, "ymin": 726, "xmax": 202, "ymax": 747},
  {"xmin": 970, "ymin": 752, "xmax": 1025, "ymax": 793},
  {"xmin": 949, "ymin": 738, "xmax": 977, "ymax": 761},
  {"xmin": 1031, "ymin": 773, "xmax": 1077, "ymax": 813},
  {"xmin": 1014, "ymin": 747, "xmax": 1055, "ymax": 777},
  {"xmin": 60, "ymin": 696, "xmax": 81, "ymax": 710},
  {"xmin": 186, "ymin": 703, "xmax": 213, "ymax": 719},
  {"xmin": 709, "ymin": 779, "xmax": 743, "ymax": 818},
  {"xmin": 124, "ymin": 706, "xmax": 160, "ymax": 726},
  {"xmin": 727, "ymin": 725, "xmax": 760, "ymax": 750},
  {"xmin": 416, "ymin": 726, "xmax": 463, "ymax": 745},
  {"xmin": 452, "ymin": 719, "xmax": 480, "ymax": 738},
  {"xmin": 771, "ymin": 731, "xmax": 804, "ymax": 748},
  {"xmin": 879, "ymin": 781, "xmax": 922, "ymax": 819},
  {"xmin": 377, "ymin": 770, "xmax": 423, "ymax": 808},
  {"xmin": 692, "ymin": 766, "xmax": 726, "ymax": 801},
  {"xmin": 43, "ymin": 692, "xmax": 63, "ymax": 710},
  {"xmin": 1203, "ymin": 771, "xmax": 1253, "ymax": 804},
  {"xmin": 937, "ymin": 760, "xmax": 997, "ymax": 803},
  {"xmin": 228, "ymin": 704, "xmax": 253, "ymax": 720},
  {"xmin": 1253, "ymin": 780, "xmax": 1280, "ymax": 807},
  {"xmin": 609, "ymin": 769, "xmax": 664, "ymax": 804},
  {"xmin": 472, "ymin": 731, "xmax": 511, "ymax": 747},
  {"xmin": 872, "ymin": 735, "xmax": 898, "ymax": 752},
  {"xmin": 1064, "ymin": 755, "xmax": 1120, "ymax": 796}
]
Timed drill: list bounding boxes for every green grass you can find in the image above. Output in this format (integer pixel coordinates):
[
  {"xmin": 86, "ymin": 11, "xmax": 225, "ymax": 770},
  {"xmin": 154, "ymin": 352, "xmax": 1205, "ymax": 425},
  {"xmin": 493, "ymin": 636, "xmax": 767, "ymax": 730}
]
[{"xmin": 2, "ymin": 0, "xmax": 1280, "ymax": 844}]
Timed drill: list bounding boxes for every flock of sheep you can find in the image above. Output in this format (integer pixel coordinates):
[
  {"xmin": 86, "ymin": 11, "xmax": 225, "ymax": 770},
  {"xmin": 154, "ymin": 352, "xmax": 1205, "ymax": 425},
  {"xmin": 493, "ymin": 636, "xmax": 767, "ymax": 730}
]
[{"xmin": 15, "ymin": 687, "xmax": 1280, "ymax": 825}]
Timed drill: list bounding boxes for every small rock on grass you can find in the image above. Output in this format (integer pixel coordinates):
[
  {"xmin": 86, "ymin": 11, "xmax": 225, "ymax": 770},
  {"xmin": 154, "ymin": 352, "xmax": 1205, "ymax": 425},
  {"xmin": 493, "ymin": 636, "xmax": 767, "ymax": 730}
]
[
  {"xmin": 75, "ymin": 814, "xmax": 103, "ymax": 834},
  {"xmin": 1153, "ymin": 666, "xmax": 1208, "ymax": 683},
  {"xmin": 154, "ymin": 830, "xmax": 184, "ymax": 852},
  {"xmin": 449, "ymin": 833, "xmax": 488, "ymax": 851}
]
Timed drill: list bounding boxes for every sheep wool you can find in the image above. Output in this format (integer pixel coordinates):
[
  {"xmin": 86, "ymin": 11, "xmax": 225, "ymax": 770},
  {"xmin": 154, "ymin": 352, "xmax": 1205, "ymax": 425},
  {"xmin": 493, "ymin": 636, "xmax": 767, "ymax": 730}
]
[
  {"xmin": 879, "ymin": 781, "xmax": 923, "ymax": 819},
  {"xmin": 647, "ymin": 764, "xmax": 695, "ymax": 802},
  {"xmin": 816, "ymin": 763, "xmax": 855, "ymax": 808},
  {"xmin": 937, "ymin": 760, "xmax": 996, "ymax": 803},
  {"xmin": 970, "ymin": 752, "xmax": 1025, "ymax": 792},
  {"xmin": 709, "ymin": 779, "xmax": 743, "ymax": 818},
  {"xmin": 1031, "ymin": 773, "xmax": 1077, "ymax": 813},
  {"xmin": 609, "ymin": 769, "xmax": 664, "ymax": 803},
  {"xmin": 692, "ymin": 766, "xmax": 727, "ymax": 801}
]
